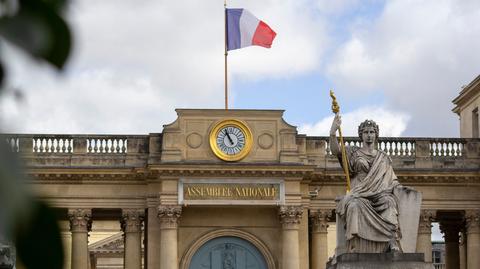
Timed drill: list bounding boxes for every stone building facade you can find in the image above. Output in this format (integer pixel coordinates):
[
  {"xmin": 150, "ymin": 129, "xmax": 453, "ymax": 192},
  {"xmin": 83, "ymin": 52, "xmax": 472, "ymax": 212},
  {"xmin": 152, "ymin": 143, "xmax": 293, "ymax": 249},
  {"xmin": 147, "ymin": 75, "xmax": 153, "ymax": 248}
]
[{"xmin": 3, "ymin": 76, "xmax": 480, "ymax": 269}]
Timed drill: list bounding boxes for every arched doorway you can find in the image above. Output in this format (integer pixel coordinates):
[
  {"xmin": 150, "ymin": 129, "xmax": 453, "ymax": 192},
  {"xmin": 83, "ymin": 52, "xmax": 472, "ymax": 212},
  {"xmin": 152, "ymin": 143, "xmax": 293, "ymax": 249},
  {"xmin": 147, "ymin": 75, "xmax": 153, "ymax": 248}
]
[{"xmin": 189, "ymin": 236, "xmax": 268, "ymax": 269}]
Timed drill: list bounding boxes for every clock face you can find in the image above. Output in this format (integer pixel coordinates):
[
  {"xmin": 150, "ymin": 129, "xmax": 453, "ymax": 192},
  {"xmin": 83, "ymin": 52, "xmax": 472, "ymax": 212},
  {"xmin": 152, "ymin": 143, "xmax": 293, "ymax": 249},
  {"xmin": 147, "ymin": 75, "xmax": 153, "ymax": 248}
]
[
  {"xmin": 209, "ymin": 119, "xmax": 253, "ymax": 161},
  {"xmin": 216, "ymin": 126, "xmax": 246, "ymax": 155}
]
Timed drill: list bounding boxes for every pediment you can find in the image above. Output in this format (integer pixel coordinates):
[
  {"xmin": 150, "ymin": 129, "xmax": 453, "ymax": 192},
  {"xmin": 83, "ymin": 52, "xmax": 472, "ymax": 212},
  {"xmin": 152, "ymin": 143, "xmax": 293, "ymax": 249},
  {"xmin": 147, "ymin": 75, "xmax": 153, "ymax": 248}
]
[{"xmin": 89, "ymin": 233, "xmax": 124, "ymax": 254}]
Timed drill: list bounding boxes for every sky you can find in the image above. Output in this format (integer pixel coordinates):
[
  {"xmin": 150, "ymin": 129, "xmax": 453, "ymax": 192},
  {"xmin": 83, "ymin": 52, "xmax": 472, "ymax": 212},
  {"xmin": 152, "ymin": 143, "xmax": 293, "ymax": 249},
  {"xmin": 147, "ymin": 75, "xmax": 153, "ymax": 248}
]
[
  {"xmin": 0, "ymin": 0, "xmax": 462, "ymax": 241},
  {"xmin": 1, "ymin": 0, "xmax": 480, "ymax": 139}
]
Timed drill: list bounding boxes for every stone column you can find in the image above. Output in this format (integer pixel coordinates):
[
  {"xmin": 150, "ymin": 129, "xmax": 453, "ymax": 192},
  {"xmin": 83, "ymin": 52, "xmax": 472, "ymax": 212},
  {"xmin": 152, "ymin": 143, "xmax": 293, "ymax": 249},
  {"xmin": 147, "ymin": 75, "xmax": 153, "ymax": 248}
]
[
  {"xmin": 279, "ymin": 206, "xmax": 303, "ymax": 269},
  {"xmin": 465, "ymin": 210, "xmax": 480, "ymax": 269},
  {"xmin": 157, "ymin": 205, "xmax": 182, "ymax": 269},
  {"xmin": 440, "ymin": 220, "xmax": 461, "ymax": 269},
  {"xmin": 121, "ymin": 209, "xmax": 144, "ymax": 269},
  {"xmin": 459, "ymin": 229, "xmax": 467, "ymax": 269},
  {"xmin": 68, "ymin": 209, "xmax": 92, "ymax": 269},
  {"xmin": 310, "ymin": 209, "xmax": 332, "ymax": 269},
  {"xmin": 416, "ymin": 210, "xmax": 435, "ymax": 262}
]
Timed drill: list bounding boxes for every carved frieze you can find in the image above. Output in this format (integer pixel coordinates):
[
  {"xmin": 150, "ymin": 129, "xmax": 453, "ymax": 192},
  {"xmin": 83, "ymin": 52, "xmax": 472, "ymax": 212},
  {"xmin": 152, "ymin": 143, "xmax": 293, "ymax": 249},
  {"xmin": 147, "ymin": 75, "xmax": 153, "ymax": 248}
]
[
  {"xmin": 68, "ymin": 208, "xmax": 92, "ymax": 232},
  {"xmin": 121, "ymin": 209, "xmax": 144, "ymax": 233},
  {"xmin": 278, "ymin": 206, "xmax": 303, "ymax": 230},
  {"xmin": 157, "ymin": 205, "xmax": 182, "ymax": 229}
]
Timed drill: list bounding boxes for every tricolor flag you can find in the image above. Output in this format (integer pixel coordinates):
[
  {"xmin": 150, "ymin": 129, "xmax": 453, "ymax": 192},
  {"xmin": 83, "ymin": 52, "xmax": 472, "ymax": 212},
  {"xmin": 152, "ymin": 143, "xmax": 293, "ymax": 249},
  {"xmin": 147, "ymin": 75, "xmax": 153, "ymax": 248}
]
[{"xmin": 226, "ymin": 9, "xmax": 276, "ymax": 51}]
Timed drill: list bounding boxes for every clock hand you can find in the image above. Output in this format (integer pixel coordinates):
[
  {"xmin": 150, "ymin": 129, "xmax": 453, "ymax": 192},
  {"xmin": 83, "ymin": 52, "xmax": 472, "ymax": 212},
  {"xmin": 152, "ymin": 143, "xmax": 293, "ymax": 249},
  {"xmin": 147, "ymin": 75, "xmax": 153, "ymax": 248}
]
[{"xmin": 224, "ymin": 129, "xmax": 234, "ymax": 145}]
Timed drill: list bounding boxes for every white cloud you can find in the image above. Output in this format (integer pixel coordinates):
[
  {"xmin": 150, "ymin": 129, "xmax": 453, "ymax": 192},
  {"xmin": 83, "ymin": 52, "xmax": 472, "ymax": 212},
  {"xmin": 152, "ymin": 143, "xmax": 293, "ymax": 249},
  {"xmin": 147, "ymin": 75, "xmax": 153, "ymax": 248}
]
[
  {"xmin": 299, "ymin": 106, "xmax": 410, "ymax": 137},
  {"xmin": 2, "ymin": 0, "xmax": 328, "ymax": 134},
  {"xmin": 326, "ymin": 0, "xmax": 480, "ymax": 136}
]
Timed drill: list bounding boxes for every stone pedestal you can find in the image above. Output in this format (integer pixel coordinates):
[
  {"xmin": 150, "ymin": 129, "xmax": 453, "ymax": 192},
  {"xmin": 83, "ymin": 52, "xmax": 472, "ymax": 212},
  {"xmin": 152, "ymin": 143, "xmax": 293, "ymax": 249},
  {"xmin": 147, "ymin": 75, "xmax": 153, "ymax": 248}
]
[
  {"xmin": 326, "ymin": 253, "xmax": 434, "ymax": 269},
  {"xmin": 279, "ymin": 206, "xmax": 303, "ymax": 269},
  {"xmin": 121, "ymin": 209, "xmax": 144, "ymax": 269},
  {"xmin": 157, "ymin": 205, "xmax": 182, "ymax": 269}
]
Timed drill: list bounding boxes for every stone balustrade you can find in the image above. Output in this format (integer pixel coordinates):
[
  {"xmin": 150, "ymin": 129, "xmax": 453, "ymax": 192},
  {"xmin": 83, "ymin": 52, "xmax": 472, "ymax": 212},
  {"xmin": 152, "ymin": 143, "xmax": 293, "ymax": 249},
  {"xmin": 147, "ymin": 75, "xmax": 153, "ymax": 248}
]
[{"xmin": 2, "ymin": 134, "xmax": 479, "ymax": 169}]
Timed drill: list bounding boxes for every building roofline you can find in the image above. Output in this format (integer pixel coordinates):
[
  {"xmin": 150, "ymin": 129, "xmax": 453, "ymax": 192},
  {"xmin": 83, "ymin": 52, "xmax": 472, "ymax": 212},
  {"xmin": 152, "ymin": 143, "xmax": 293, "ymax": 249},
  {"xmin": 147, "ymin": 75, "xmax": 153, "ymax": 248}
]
[{"xmin": 452, "ymin": 74, "xmax": 480, "ymax": 115}]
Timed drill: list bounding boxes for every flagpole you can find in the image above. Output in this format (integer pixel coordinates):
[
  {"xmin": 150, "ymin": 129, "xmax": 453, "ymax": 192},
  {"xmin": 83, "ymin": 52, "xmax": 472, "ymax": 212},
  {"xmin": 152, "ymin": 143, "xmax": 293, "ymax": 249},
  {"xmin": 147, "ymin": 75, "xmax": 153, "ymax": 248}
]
[{"xmin": 224, "ymin": 0, "xmax": 229, "ymax": 110}]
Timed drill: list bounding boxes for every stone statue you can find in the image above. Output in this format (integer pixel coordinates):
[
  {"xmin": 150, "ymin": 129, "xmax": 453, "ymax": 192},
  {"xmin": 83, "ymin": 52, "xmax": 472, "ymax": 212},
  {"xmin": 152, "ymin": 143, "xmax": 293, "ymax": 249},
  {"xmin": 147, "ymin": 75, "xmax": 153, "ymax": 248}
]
[{"xmin": 330, "ymin": 115, "xmax": 417, "ymax": 253}]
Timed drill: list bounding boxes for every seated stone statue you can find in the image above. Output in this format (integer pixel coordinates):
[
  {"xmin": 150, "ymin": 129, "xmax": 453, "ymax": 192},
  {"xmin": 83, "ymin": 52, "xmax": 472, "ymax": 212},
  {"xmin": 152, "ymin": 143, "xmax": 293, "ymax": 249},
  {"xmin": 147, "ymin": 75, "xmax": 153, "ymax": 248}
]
[{"xmin": 329, "ymin": 116, "xmax": 421, "ymax": 254}]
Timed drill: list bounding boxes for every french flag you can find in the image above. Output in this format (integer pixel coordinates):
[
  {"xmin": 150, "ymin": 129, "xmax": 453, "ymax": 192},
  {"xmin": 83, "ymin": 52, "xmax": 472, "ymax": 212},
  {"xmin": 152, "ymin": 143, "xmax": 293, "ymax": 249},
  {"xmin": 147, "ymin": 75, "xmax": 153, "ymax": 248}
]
[{"xmin": 226, "ymin": 9, "xmax": 277, "ymax": 51}]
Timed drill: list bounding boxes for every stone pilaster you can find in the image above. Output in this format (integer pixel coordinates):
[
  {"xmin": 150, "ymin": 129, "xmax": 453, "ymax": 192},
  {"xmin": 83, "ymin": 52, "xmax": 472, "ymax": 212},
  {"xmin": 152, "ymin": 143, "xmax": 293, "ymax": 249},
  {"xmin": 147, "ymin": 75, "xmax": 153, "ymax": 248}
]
[
  {"xmin": 310, "ymin": 209, "xmax": 332, "ymax": 269},
  {"xmin": 121, "ymin": 209, "xmax": 144, "ymax": 269},
  {"xmin": 465, "ymin": 210, "xmax": 480, "ymax": 269},
  {"xmin": 440, "ymin": 220, "xmax": 461, "ymax": 269},
  {"xmin": 416, "ymin": 210, "xmax": 435, "ymax": 262},
  {"xmin": 279, "ymin": 206, "xmax": 303, "ymax": 269},
  {"xmin": 157, "ymin": 205, "xmax": 182, "ymax": 269},
  {"xmin": 68, "ymin": 209, "xmax": 91, "ymax": 269}
]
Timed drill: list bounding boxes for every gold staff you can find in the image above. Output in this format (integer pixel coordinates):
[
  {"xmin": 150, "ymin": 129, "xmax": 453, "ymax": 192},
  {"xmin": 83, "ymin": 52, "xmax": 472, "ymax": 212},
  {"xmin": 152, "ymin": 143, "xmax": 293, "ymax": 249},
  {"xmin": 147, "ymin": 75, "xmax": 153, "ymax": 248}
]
[{"xmin": 330, "ymin": 90, "xmax": 351, "ymax": 192}]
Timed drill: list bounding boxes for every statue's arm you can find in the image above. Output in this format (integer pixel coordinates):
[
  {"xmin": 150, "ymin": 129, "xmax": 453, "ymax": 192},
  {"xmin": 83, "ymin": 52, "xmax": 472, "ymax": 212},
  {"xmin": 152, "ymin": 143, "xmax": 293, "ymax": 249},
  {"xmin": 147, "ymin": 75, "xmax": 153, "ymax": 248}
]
[{"xmin": 329, "ymin": 114, "xmax": 341, "ymax": 156}]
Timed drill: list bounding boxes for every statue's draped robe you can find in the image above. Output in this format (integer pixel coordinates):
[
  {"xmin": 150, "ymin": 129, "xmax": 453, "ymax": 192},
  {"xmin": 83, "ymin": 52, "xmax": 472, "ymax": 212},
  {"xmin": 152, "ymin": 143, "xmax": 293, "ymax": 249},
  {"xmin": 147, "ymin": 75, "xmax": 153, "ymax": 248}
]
[{"xmin": 337, "ymin": 147, "xmax": 400, "ymax": 252}]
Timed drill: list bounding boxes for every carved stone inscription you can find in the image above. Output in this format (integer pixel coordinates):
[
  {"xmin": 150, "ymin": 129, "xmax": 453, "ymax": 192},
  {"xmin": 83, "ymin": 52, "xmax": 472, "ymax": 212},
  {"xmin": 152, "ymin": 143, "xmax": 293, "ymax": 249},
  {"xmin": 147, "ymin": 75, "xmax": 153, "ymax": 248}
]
[{"xmin": 183, "ymin": 183, "xmax": 280, "ymax": 201}]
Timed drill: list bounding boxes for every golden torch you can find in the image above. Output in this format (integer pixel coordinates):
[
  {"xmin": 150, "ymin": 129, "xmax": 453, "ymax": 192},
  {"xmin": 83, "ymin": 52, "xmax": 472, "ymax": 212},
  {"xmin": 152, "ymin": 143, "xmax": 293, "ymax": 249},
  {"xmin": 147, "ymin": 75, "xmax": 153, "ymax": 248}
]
[{"xmin": 330, "ymin": 90, "xmax": 351, "ymax": 193}]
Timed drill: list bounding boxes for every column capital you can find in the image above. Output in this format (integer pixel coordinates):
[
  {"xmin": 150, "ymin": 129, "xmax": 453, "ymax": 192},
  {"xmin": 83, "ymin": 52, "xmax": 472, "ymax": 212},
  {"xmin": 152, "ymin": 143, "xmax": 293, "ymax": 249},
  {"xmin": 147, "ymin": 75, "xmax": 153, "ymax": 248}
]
[
  {"xmin": 68, "ymin": 208, "xmax": 92, "ymax": 233},
  {"xmin": 157, "ymin": 205, "xmax": 182, "ymax": 229},
  {"xmin": 310, "ymin": 209, "xmax": 333, "ymax": 233},
  {"xmin": 279, "ymin": 206, "xmax": 303, "ymax": 230},
  {"xmin": 418, "ymin": 210, "xmax": 436, "ymax": 234},
  {"xmin": 121, "ymin": 209, "xmax": 145, "ymax": 233},
  {"xmin": 465, "ymin": 210, "xmax": 480, "ymax": 234}
]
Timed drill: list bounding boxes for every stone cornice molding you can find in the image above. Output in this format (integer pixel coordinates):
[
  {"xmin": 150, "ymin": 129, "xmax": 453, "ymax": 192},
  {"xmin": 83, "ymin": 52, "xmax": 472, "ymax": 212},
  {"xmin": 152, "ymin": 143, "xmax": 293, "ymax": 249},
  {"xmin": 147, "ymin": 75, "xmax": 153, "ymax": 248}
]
[
  {"xmin": 279, "ymin": 206, "xmax": 303, "ymax": 230},
  {"xmin": 465, "ymin": 210, "xmax": 480, "ymax": 234},
  {"xmin": 148, "ymin": 164, "xmax": 314, "ymax": 179},
  {"xmin": 312, "ymin": 172, "xmax": 480, "ymax": 185},
  {"xmin": 121, "ymin": 209, "xmax": 144, "ymax": 233},
  {"xmin": 157, "ymin": 205, "xmax": 182, "ymax": 229},
  {"xmin": 68, "ymin": 208, "xmax": 92, "ymax": 233},
  {"xmin": 418, "ymin": 210, "xmax": 436, "ymax": 234},
  {"xmin": 310, "ymin": 209, "xmax": 333, "ymax": 233},
  {"xmin": 27, "ymin": 168, "xmax": 146, "ymax": 184}
]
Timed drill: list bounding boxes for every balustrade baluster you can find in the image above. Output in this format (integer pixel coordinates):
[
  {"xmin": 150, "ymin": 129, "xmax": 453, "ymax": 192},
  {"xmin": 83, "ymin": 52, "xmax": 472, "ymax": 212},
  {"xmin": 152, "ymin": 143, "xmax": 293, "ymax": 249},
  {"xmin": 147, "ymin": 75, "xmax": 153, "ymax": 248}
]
[
  {"xmin": 93, "ymin": 139, "xmax": 99, "ymax": 153},
  {"xmin": 434, "ymin": 142, "xmax": 439, "ymax": 156},
  {"xmin": 61, "ymin": 139, "xmax": 66, "ymax": 152},
  {"xmin": 54, "ymin": 139, "xmax": 59, "ymax": 152}
]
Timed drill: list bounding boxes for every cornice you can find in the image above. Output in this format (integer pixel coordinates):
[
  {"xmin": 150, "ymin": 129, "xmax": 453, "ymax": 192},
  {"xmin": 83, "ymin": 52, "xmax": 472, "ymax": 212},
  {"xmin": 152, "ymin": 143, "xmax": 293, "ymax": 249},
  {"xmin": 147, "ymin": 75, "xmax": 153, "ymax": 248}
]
[
  {"xmin": 147, "ymin": 163, "xmax": 315, "ymax": 178},
  {"xmin": 310, "ymin": 170, "xmax": 480, "ymax": 185}
]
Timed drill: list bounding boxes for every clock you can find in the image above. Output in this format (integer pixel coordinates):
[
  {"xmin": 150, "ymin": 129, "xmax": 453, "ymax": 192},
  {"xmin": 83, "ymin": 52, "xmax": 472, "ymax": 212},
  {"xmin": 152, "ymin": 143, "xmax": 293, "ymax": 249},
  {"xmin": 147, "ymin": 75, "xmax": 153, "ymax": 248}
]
[{"xmin": 209, "ymin": 119, "xmax": 253, "ymax": 161}]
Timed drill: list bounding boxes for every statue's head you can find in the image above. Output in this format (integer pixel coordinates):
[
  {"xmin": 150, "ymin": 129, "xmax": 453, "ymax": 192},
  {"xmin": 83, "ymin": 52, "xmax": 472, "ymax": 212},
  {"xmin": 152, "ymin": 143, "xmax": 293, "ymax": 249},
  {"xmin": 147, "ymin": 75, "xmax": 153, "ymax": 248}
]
[{"xmin": 358, "ymin": 120, "xmax": 379, "ymax": 142}]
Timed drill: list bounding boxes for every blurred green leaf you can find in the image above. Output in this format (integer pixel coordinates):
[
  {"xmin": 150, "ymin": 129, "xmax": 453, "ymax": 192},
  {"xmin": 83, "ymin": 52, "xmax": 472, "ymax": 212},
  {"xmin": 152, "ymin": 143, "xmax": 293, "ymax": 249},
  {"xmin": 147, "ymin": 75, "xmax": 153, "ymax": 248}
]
[
  {"xmin": 15, "ymin": 201, "xmax": 64, "ymax": 269},
  {"xmin": 0, "ymin": 0, "xmax": 71, "ymax": 69}
]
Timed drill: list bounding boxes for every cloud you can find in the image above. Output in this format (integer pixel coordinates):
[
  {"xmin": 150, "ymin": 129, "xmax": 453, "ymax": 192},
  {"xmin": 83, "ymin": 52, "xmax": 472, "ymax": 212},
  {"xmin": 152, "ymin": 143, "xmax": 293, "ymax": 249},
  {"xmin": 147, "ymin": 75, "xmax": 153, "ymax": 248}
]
[
  {"xmin": 2, "ymin": 0, "xmax": 328, "ymax": 134},
  {"xmin": 299, "ymin": 106, "xmax": 410, "ymax": 137},
  {"xmin": 326, "ymin": 0, "xmax": 480, "ymax": 136}
]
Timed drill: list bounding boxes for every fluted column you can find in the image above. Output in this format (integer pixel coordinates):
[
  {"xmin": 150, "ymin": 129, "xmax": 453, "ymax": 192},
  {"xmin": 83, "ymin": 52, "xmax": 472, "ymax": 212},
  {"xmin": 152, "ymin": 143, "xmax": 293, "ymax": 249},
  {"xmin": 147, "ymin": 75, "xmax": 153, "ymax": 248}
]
[
  {"xmin": 279, "ymin": 206, "xmax": 303, "ymax": 269},
  {"xmin": 310, "ymin": 209, "xmax": 332, "ymax": 269},
  {"xmin": 440, "ymin": 220, "xmax": 461, "ymax": 269},
  {"xmin": 121, "ymin": 209, "xmax": 144, "ymax": 269},
  {"xmin": 465, "ymin": 210, "xmax": 480, "ymax": 269},
  {"xmin": 157, "ymin": 205, "xmax": 182, "ymax": 269},
  {"xmin": 416, "ymin": 210, "xmax": 435, "ymax": 262},
  {"xmin": 68, "ymin": 209, "xmax": 92, "ymax": 269}
]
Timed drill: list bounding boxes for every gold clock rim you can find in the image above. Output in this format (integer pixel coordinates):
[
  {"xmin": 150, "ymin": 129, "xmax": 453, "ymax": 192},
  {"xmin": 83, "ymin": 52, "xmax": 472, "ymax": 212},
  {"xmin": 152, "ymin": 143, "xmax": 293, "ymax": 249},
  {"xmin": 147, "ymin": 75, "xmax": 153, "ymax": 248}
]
[{"xmin": 209, "ymin": 119, "xmax": 253, "ymax": 162}]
